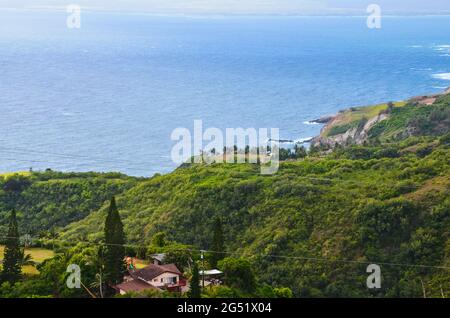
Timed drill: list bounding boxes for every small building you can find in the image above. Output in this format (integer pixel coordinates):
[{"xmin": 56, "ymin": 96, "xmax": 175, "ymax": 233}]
[
  {"xmin": 134, "ymin": 263, "xmax": 181, "ymax": 288},
  {"xmin": 150, "ymin": 253, "xmax": 166, "ymax": 265},
  {"xmin": 199, "ymin": 269, "xmax": 223, "ymax": 287},
  {"xmin": 116, "ymin": 263, "xmax": 186, "ymax": 295}
]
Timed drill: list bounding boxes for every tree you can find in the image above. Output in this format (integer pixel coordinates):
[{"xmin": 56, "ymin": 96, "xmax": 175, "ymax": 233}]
[
  {"xmin": 1, "ymin": 210, "xmax": 22, "ymax": 284},
  {"xmin": 189, "ymin": 262, "xmax": 201, "ymax": 298},
  {"xmin": 294, "ymin": 145, "xmax": 307, "ymax": 158},
  {"xmin": 19, "ymin": 253, "xmax": 34, "ymax": 267},
  {"xmin": 151, "ymin": 232, "xmax": 166, "ymax": 248},
  {"xmin": 257, "ymin": 284, "xmax": 293, "ymax": 298},
  {"xmin": 2, "ymin": 175, "xmax": 31, "ymax": 193},
  {"xmin": 209, "ymin": 217, "xmax": 224, "ymax": 268},
  {"xmin": 203, "ymin": 285, "xmax": 242, "ymax": 298},
  {"xmin": 387, "ymin": 101, "xmax": 395, "ymax": 113},
  {"xmin": 104, "ymin": 197, "xmax": 126, "ymax": 288},
  {"xmin": 218, "ymin": 257, "xmax": 256, "ymax": 293},
  {"xmin": 90, "ymin": 246, "xmax": 106, "ymax": 298},
  {"xmin": 37, "ymin": 246, "xmax": 100, "ymax": 298},
  {"xmin": 163, "ymin": 244, "xmax": 193, "ymax": 272}
]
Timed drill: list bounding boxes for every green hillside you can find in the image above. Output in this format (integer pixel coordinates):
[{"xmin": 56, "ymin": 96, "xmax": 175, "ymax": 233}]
[
  {"xmin": 369, "ymin": 94, "xmax": 450, "ymax": 141},
  {"xmin": 1, "ymin": 94, "xmax": 449, "ymax": 297},
  {"xmin": 315, "ymin": 93, "xmax": 450, "ymax": 147},
  {"xmin": 0, "ymin": 171, "xmax": 139, "ymax": 235}
]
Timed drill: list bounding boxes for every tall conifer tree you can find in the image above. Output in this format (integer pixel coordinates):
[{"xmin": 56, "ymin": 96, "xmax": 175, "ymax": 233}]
[
  {"xmin": 189, "ymin": 262, "xmax": 201, "ymax": 298},
  {"xmin": 210, "ymin": 217, "xmax": 224, "ymax": 268},
  {"xmin": 1, "ymin": 210, "xmax": 22, "ymax": 283},
  {"xmin": 104, "ymin": 197, "xmax": 125, "ymax": 287}
]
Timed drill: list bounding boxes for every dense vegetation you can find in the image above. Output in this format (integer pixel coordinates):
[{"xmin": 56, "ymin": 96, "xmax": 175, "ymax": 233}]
[
  {"xmin": 1, "ymin": 94, "xmax": 449, "ymax": 298},
  {"xmin": 369, "ymin": 94, "xmax": 450, "ymax": 140},
  {"xmin": 0, "ymin": 171, "xmax": 139, "ymax": 235},
  {"xmin": 56, "ymin": 134, "xmax": 449, "ymax": 297}
]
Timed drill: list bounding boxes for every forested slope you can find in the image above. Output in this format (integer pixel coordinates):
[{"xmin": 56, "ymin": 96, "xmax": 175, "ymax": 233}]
[
  {"xmin": 0, "ymin": 171, "xmax": 139, "ymax": 235},
  {"xmin": 59, "ymin": 135, "xmax": 449, "ymax": 296},
  {"xmin": 2, "ymin": 93, "xmax": 449, "ymax": 297}
]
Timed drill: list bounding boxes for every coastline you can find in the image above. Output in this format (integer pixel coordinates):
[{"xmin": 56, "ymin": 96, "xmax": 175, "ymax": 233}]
[
  {"xmin": 309, "ymin": 86, "xmax": 450, "ymax": 125},
  {"xmin": 1, "ymin": 87, "xmax": 449, "ymax": 177},
  {"xmin": 307, "ymin": 86, "xmax": 450, "ymax": 147},
  {"xmin": 309, "ymin": 86, "xmax": 449, "ymax": 123}
]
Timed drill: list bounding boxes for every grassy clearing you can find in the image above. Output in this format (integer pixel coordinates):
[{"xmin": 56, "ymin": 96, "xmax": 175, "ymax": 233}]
[
  {"xmin": 324, "ymin": 101, "xmax": 406, "ymax": 136},
  {"xmin": 0, "ymin": 171, "xmax": 31, "ymax": 179},
  {"xmin": 0, "ymin": 245, "xmax": 55, "ymax": 275},
  {"xmin": 134, "ymin": 258, "xmax": 150, "ymax": 269},
  {"xmin": 349, "ymin": 101, "xmax": 406, "ymax": 120}
]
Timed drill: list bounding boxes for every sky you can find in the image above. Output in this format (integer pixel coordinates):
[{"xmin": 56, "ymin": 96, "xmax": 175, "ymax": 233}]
[{"xmin": 1, "ymin": 0, "xmax": 450, "ymax": 15}]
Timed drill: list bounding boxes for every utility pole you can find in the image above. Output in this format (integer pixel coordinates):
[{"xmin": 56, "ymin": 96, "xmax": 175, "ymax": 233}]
[
  {"xmin": 201, "ymin": 250, "xmax": 205, "ymax": 290},
  {"xmin": 98, "ymin": 271, "xmax": 104, "ymax": 298},
  {"xmin": 420, "ymin": 279, "xmax": 427, "ymax": 298},
  {"xmin": 99, "ymin": 246, "xmax": 104, "ymax": 298}
]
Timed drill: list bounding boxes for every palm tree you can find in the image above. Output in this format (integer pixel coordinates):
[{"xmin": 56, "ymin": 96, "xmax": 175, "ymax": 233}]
[
  {"xmin": 19, "ymin": 251, "xmax": 35, "ymax": 266},
  {"xmin": 90, "ymin": 273, "xmax": 104, "ymax": 298},
  {"xmin": 48, "ymin": 229, "xmax": 59, "ymax": 251},
  {"xmin": 88, "ymin": 246, "xmax": 106, "ymax": 298}
]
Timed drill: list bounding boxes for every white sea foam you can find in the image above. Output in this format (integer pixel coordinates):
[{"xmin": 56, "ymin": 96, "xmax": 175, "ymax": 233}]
[
  {"xmin": 302, "ymin": 121, "xmax": 319, "ymax": 125},
  {"xmin": 274, "ymin": 137, "xmax": 312, "ymax": 144},
  {"xmin": 432, "ymin": 86, "xmax": 448, "ymax": 90},
  {"xmin": 432, "ymin": 73, "xmax": 450, "ymax": 80},
  {"xmin": 294, "ymin": 137, "xmax": 313, "ymax": 144},
  {"xmin": 433, "ymin": 45, "xmax": 450, "ymax": 54},
  {"xmin": 410, "ymin": 67, "xmax": 432, "ymax": 71}
]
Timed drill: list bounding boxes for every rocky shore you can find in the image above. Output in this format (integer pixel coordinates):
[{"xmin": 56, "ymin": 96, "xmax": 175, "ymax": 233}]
[{"xmin": 310, "ymin": 87, "xmax": 450, "ymax": 148}]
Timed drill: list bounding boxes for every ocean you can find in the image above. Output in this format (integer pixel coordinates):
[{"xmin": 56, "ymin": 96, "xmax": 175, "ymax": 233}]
[{"xmin": 1, "ymin": 10, "xmax": 449, "ymax": 176}]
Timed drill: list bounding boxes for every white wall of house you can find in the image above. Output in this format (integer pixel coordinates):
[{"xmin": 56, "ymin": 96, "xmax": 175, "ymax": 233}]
[{"xmin": 145, "ymin": 272, "xmax": 179, "ymax": 287}]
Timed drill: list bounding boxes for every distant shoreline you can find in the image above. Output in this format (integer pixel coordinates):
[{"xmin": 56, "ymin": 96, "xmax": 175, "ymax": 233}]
[
  {"xmin": 306, "ymin": 86, "xmax": 450, "ymax": 147},
  {"xmin": 2, "ymin": 8, "xmax": 450, "ymax": 18}
]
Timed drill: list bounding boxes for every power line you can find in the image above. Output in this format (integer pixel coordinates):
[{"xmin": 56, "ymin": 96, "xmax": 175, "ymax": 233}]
[{"xmin": 1, "ymin": 236, "xmax": 449, "ymax": 271}]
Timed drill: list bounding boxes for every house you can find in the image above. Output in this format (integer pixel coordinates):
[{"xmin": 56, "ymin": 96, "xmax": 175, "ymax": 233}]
[
  {"xmin": 115, "ymin": 278, "xmax": 159, "ymax": 295},
  {"xmin": 116, "ymin": 263, "xmax": 187, "ymax": 295},
  {"xmin": 149, "ymin": 253, "xmax": 166, "ymax": 265},
  {"xmin": 134, "ymin": 263, "xmax": 182, "ymax": 288}
]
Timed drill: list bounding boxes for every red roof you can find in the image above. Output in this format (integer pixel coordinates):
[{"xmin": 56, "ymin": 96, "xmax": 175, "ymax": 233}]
[
  {"xmin": 116, "ymin": 279, "xmax": 157, "ymax": 293},
  {"xmin": 132, "ymin": 263, "xmax": 182, "ymax": 282}
]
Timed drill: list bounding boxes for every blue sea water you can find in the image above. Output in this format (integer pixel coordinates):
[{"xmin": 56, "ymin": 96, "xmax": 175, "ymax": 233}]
[{"xmin": 0, "ymin": 10, "xmax": 449, "ymax": 176}]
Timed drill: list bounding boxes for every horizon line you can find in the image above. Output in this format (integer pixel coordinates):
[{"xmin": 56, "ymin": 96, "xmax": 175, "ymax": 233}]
[{"xmin": 2, "ymin": 7, "xmax": 450, "ymax": 17}]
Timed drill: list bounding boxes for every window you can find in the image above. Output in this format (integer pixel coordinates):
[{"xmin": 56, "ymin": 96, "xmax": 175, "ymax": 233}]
[{"xmin": 169, "ymin": 276, "xmax": 177, "ymax": 284}]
